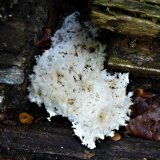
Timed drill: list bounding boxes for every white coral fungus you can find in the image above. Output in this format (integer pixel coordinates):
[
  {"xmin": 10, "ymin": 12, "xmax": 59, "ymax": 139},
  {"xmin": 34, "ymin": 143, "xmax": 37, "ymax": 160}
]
[{"xmin": 28, "ymin": 12, "xmax": 132, "ymax": 149}]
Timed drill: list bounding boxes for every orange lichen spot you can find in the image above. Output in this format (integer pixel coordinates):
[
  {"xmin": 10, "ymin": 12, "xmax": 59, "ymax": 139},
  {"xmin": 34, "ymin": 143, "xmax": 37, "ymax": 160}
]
[
  {"xmin": 135, "ymin": 88, "xmax": 143, "ymax": 97},
  {"xmin": 19, "ymin": 112, "xmax": 33, "ymax": 124},
  {"xmin": 111, "ymin": 133, "xmax": 121, "ymax": 141}
]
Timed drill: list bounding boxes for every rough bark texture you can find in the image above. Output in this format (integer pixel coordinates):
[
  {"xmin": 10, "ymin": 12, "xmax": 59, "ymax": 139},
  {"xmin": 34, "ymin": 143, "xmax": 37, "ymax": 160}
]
[
  {"xmin": 141, "ymin": 0, "xmax": 160, "ymax": 4},
  {"xmin": 90, "ymin": 0, "xmax": 160, "ymax": 77},
  {"xmin": 107, "ymin": 34, "xmax": 160, "ymax": 77},
  {"xmin": 90, "ymin": 0, "xmax": 160, "ymax": 37},
  {"xmin": 0, "ymin": 124, "xmax": 160, "ymax": 160},
  {"xmin": 0, "ymin": 0, "xmax": 48, "ymax": 110}
]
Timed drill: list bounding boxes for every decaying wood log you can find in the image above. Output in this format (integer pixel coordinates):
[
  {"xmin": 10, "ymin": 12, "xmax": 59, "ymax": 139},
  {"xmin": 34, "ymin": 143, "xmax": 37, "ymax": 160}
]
[
  {"xmin": 107, "ymin": 35, "xmax": 160, "ymax": 77},
  {"xmin": 0, "ymin": 124, "xmax": 159, "ymax": 159},
  {"xmin": 142, "ymin": 0, "xmax": 160, "ymax": 4},
  {"xmin": 90, "ymin": 0, "xmax": 160, "ymax": 37}
]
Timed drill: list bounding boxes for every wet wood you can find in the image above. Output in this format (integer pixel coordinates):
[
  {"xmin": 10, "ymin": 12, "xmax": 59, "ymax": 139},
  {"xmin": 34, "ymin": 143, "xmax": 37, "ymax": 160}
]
[
  {"xmin": 90, "ymin": 0, "xmax": 160, "ymax": 37},
  {"xmin": 107, "ymin": 35, "xmax": 160, "ymax": 77},
  {"xmin": 0, "ymin": 124, "xmax": 159, "ymax": 159},
  {"xmin": 141, "ymin": 0, "xmax": 160, "ymax": 4}
]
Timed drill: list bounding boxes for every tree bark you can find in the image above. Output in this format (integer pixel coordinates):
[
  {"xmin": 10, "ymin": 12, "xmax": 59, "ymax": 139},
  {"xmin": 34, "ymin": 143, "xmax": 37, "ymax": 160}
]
[
  {"xmin": 106, "ymin": 35, "xmax": 160, "ymax": 77},
  {"xmin": 90, "ymin": 0, "xmax": 160, "ymax": 37},
  {"xmin": 0, "ymin": 124, "xmax": 159, "ymax": 159}
]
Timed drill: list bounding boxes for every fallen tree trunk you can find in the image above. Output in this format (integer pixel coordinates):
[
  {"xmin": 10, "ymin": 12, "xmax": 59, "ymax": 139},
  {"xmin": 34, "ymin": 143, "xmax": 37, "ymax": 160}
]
[
  {"xmin": 107, "ymin": 35, "xmax": 160, "ymax": 77},
  {"xmin": 90, "ymin": 0, "xmax": 160, "ymax": 77},
  {"xmin": 90, "ymin": 0, "xmax": 160, "ymax": 37},
  {"xmin": 141, "ymin": 0, "xmax": 160, "ymax": 4},
  {"xmin": 0, "ymin": 124, "xmax": 160, "ymax": 159}
]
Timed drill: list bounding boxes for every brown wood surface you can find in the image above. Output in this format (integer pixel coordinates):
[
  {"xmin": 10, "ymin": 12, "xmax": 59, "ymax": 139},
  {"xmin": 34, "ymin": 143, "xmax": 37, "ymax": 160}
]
[
  {"xmin": 0, "ymin": 124, "xmax": 159, "ymax": 159},
  {"xmin": 90, "ymin": 0, "xmax": 160, "ymax": 37}
]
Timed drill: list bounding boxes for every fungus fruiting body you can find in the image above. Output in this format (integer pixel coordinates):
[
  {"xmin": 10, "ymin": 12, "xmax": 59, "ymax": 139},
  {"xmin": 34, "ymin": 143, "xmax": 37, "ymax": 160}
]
[{"xmin": 28, "ymin": 12, "xmax": 132, "ymax": 149}]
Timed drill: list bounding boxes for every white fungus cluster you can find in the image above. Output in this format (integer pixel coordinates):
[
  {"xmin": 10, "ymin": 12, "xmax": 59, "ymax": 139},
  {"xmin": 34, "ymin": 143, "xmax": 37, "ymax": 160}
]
[{"xmin": 28, "ymin": 12, "xmax": 132, "ymax": 149}]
